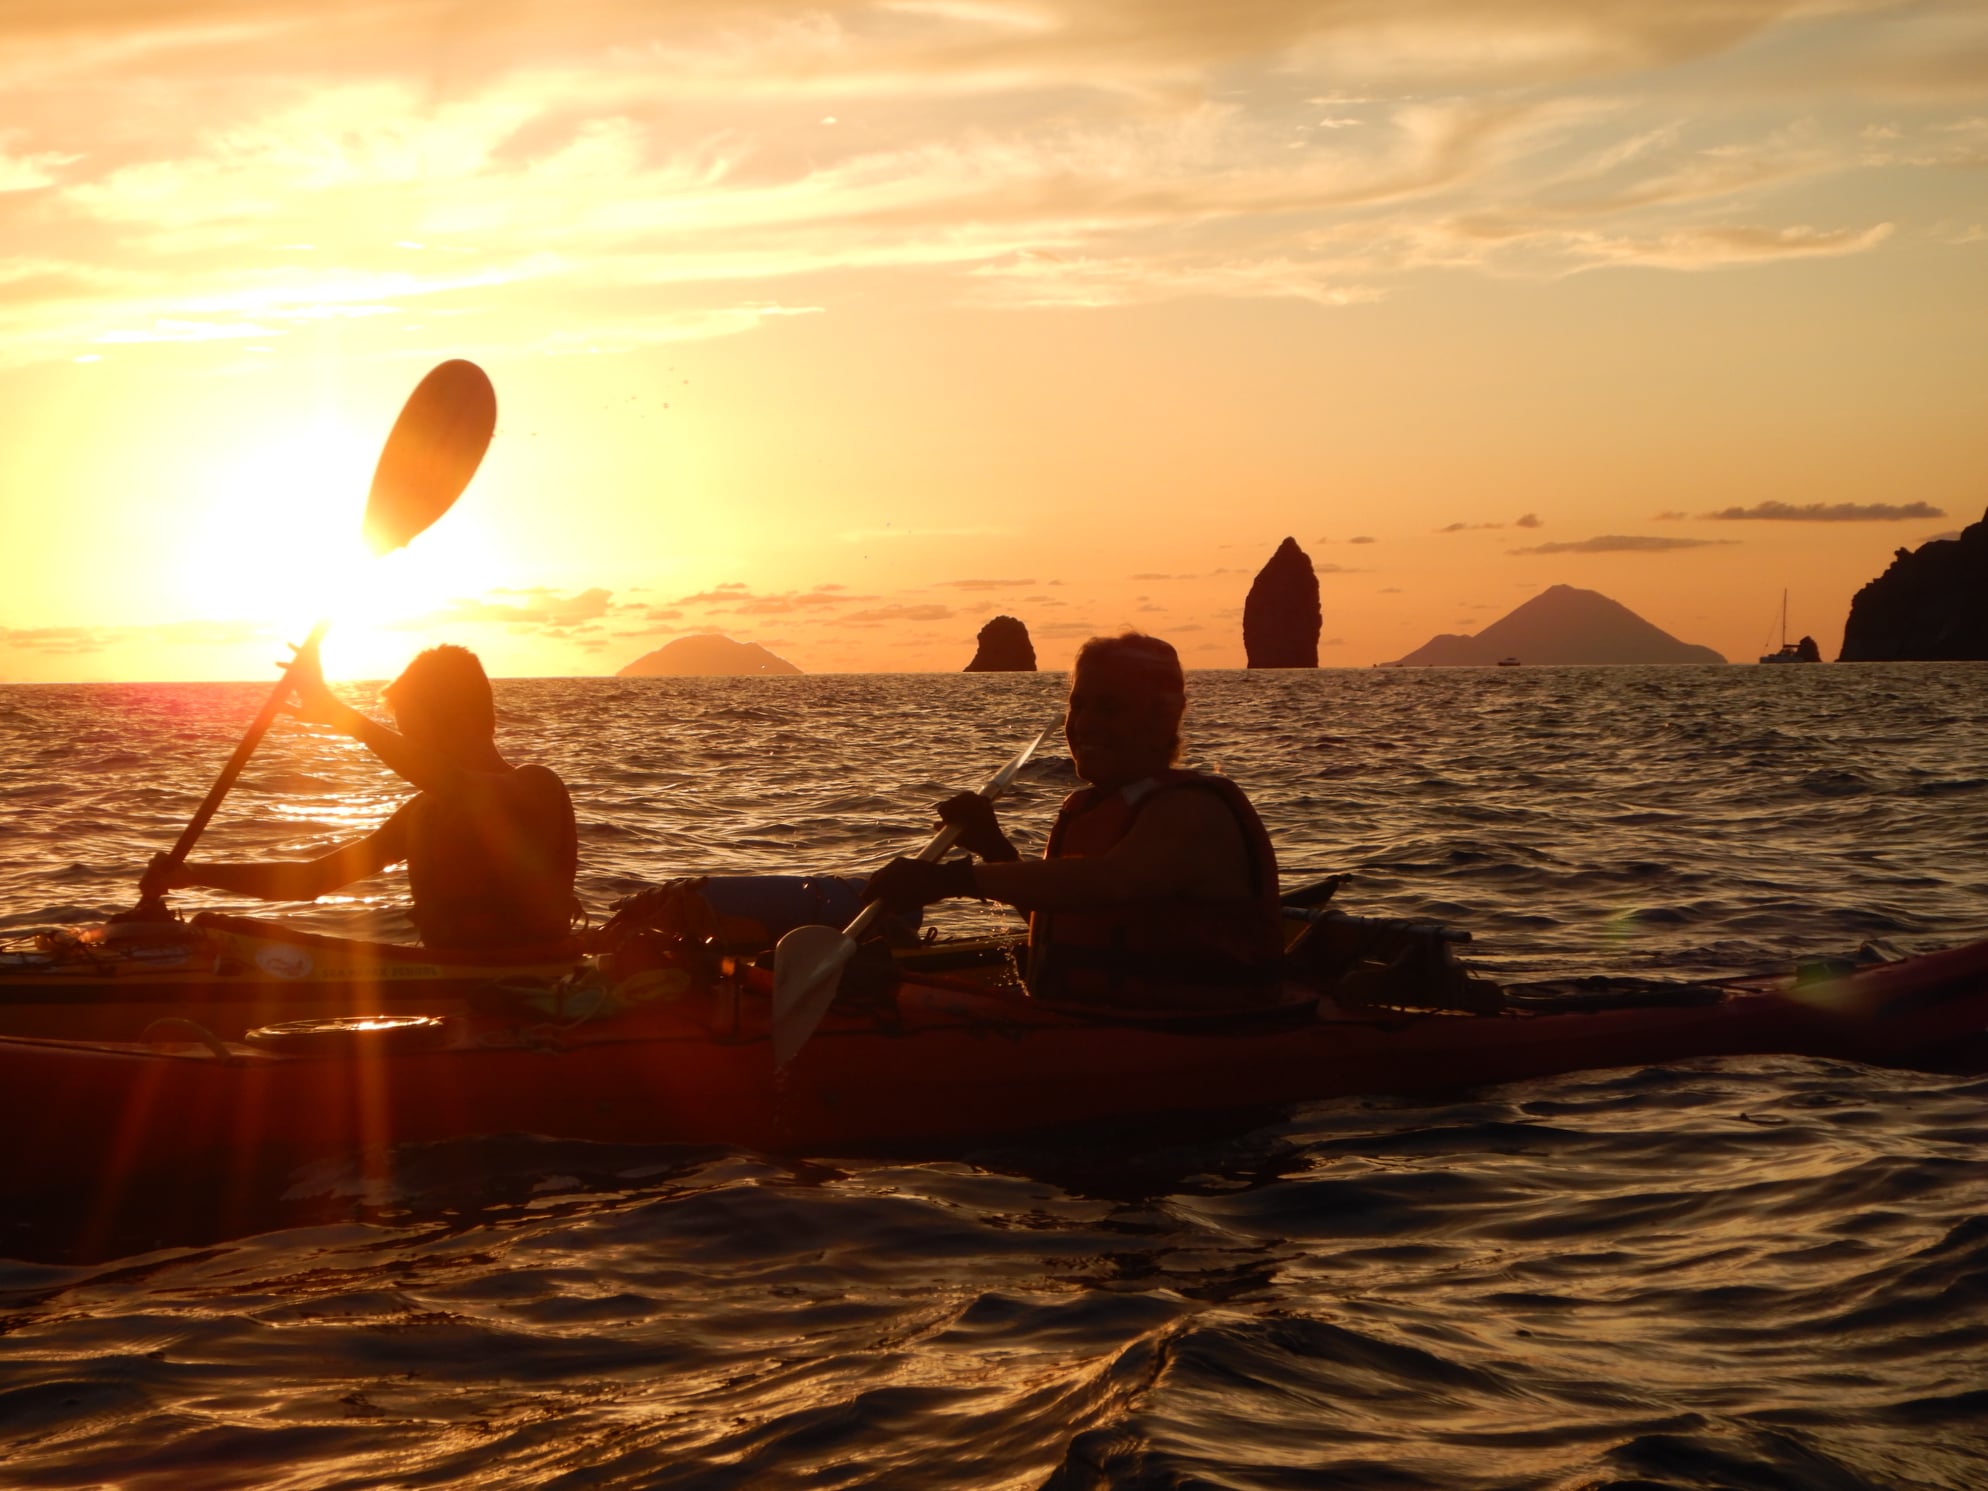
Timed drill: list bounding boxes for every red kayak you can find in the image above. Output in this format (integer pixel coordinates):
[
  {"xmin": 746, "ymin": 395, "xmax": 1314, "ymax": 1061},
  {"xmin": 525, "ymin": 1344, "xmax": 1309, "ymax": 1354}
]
[{"xmin": 7, "ymin": 933, "xmax": 1987, "ymax": 1205}]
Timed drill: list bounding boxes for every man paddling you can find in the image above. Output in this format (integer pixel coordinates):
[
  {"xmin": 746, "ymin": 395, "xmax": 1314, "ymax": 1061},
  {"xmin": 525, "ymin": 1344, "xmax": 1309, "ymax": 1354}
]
[
  {"xmin": 864, "ymin": 633, "xmax": 1285, "ymax": 1009},
  {"xmin": 142, "ymin": 644, "xmax": 579, "ymax": 951}
]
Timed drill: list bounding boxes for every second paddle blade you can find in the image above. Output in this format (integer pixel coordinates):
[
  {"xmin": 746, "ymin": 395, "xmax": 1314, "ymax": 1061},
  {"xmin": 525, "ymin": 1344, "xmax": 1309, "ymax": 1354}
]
[
  {"xmin": 362, "ymin": 359, "xmax": 498, "ymax": 556},
  {"xmin": 771, "ymin": 924, "xmax": 857, "ymax": 1068}
]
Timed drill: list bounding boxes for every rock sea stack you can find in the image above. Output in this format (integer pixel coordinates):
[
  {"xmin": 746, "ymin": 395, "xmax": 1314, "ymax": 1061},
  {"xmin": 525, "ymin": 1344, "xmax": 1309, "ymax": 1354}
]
[
  {"xmin": 1243, "ymin": 536, "xmax": 1321, "ymax": 669},
  {"xmin": 1838, "ymin": 509, "xmax": 1988, "ymax": 660},
  {"xmin": 618, "ymin": 634, "xmax": 802, "ymax": 677},
  {"xmin": 1392, "ymin": 585, "xmax": 1725, "ymax": 666},
  {"xmin": 964, "ymin": 615, "xmax": 1037, "ymax": 672}
]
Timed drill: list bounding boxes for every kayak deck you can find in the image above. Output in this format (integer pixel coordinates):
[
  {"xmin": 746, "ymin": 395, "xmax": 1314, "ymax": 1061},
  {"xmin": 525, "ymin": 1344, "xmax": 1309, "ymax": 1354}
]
[
  {"xmin": 0, "ymin": 912, "xmax": 585, "ymax": 1039},
  {"xmin": 4, "ymin": 935, "xmax": 1986, "ymax": 1206}
]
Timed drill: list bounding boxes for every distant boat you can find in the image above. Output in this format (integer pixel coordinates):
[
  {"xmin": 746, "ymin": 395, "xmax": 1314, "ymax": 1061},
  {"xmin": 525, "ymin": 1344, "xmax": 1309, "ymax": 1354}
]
[
  {"xmin": 1758, "ymin": 591, "xmax": 1819, "ymax": 665},
  {"xmin": 1496, "ymin": 656, "xmax": 1521, "ymax": 667}
]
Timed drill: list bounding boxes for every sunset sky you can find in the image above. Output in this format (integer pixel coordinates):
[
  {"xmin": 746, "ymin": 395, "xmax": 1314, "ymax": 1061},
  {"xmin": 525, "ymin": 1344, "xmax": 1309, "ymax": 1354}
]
[{"xmin": 2, "ymin": 0, "xmax": 1984, "ymax": 681}]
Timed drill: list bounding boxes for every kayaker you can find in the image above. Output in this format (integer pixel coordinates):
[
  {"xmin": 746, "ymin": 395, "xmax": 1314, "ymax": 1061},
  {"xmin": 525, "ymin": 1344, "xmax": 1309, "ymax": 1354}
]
[
  {"xmin": 864, "ymin": 632, "xmax": 1285, "ymax": 1009},
  {"xmin": 141, "ymin": 643, "xmax": 579, "ymax": 951}
]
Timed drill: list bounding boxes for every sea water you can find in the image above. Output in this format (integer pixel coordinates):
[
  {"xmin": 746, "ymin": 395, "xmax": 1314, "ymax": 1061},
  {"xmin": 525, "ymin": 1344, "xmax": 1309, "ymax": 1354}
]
[{"xmin": 1, "ymin": 667, "xmax": 1985, "ymax": 1489}]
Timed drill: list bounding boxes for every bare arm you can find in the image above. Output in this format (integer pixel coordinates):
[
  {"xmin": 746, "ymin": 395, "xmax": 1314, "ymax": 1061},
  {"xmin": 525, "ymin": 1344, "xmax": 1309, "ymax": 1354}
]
[
  {"xmin": 145, "ymin": 806, "xmax": 411, "ymax": 903},
  {"xmin": 287, "ymin": 647, "xmax": 466, "ymax": 796},
  {"xmin": 969, "ymin": 789, "xmax": 1249, "ymax": 912}
]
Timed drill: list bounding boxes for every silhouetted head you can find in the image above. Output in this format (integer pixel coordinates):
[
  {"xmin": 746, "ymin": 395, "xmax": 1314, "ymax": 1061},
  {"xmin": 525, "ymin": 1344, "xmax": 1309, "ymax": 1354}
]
[
  {"xmin": 382, "ymin": 645, "xmax": 495, "ymax": 751},
  {"xmin": 1066, "ymin": 633, "xmax": 1185, "ymax": 790}
]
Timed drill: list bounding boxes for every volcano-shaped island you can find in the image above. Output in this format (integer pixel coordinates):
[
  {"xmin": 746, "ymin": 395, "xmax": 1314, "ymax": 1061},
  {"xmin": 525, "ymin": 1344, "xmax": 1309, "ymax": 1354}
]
[
  {"xmin": 1391, "ymin": 585, "xmax": 1725, "ymax": 666},
  {"xmin": 618, "ymin": 635, "xmax": 802, "ymax": 676}
]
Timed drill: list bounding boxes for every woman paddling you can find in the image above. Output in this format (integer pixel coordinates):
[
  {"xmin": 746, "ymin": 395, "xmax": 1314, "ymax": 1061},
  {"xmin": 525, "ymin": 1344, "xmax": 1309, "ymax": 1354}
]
[
  {"xmin": 142, "ymin": 644, "xmax": 578, "ymax": 951},
  {"xmin": 864, "ymin": 633, "xmax": 1285, "ymax": 1009}
]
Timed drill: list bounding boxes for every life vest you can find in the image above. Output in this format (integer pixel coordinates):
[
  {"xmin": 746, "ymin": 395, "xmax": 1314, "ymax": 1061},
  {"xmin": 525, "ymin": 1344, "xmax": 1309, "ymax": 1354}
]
[{"xmin": 1027, "ymin": 769, "xmax": 1284, "ymax": 1010}]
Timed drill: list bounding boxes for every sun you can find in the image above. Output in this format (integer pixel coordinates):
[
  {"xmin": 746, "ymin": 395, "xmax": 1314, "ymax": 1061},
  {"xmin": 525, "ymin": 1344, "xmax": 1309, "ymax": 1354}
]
[
  {"xmin": 163, "ymin": 410, "xmax": 508, "ymax": 680},
  {"xmin": 171, "ymin": 414, "xmax": 373, "ymax": 637}
]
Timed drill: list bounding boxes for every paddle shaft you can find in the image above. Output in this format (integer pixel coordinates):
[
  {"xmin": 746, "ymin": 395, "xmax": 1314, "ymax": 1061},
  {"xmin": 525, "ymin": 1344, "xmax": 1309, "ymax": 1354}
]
[
  {"xmin": 159, "ymin": 617, "xmax": 330, "ymax": 874},
  {"xmin": 828, "ymin": 728, "xmax": 1046, "ymax": 941}
]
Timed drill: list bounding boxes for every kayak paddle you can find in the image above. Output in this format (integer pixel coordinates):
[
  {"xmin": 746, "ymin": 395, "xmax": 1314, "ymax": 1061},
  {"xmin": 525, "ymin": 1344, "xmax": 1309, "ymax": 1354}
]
[
  {"xmin": 127, "ymin": 360, "xmax": 498, "ymax": 920},
  {"xmin": 770, "ymin": 727, "xmax": 1048, "ymax": 1068}
]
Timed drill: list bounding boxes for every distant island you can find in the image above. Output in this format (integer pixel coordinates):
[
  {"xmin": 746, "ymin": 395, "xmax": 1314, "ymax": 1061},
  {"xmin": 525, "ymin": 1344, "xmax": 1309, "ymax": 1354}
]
[
  {"xmin": 618, "ymin": 634, "xmax": 802, "ymax": 677},
  {"xmin": 1839, "ymin": 506, "xmax": 1988, "ymax": 661},
  {"xmin": 1392, "ymin": 584, "xmax": 1726, "ymax": 666}
]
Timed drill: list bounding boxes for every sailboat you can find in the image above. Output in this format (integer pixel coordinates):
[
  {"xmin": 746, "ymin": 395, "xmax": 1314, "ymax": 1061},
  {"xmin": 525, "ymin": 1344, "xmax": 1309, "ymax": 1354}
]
[{"xmin": 1757, "ymin": 591, "xmax": 1818, "ymax": 664}]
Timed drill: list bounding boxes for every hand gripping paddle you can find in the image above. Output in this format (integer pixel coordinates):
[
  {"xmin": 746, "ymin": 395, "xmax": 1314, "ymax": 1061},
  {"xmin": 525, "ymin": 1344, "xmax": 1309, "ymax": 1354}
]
[
  {"xmin": 771, "ymin": 727, "xmax": 1049, "ymax": 1068},
  {"xmin": 126, "ymin": 360, "xmax": 498, "ymax": 919}
]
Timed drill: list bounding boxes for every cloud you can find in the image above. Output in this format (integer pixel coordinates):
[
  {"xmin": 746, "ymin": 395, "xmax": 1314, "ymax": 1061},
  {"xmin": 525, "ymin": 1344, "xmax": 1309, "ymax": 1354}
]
[
  {"xmin": 1034, "ymin": 618, "xmax": 1104, "ymax": 637},
  {"xmin": 1440, "ymin": 520, "xmax": 1503, "ymax": 532},
  {"xmin": 0, "ymin": 0, "xmax": 1977, "ymax": 377},
  {"xmin": 973, "ymin": 250, "xmax": 1386, "ymax": 311},
  {"xmin": 1348, "ymin": 535, "xmax": 1376, "ymax": 544},
  {"xmin": 0, "ymin": 626, "xmax": 108, "ymax": 656},
  {"xmin": 1511, "ymin": 535, "xmax": 1735, "ymax": 554},
  {"xmin": 1653, "ymin": 509, "xmax": 1689, "ymax": 520},
  {"xmin": 1513, "ymin": 513, "xmax": 1542, "ymax": 528},
  {"xmin": 390, "ymin": 587, "xmax": 613, "ymax": 630},
  {"xmin": 935, "ymin": 577, "xmax": 1035, "ymax": 590},
  {"xmin": 836, "ymin": 603, "xmax": 957, "ymax": 625},
  {"xmin": 1699, "ymin": 500, "xmax": 1947, "ymax": 522},
  {"xmin": 0, "ymin": 617, "xmax": 278, "ymax": 655},
  {"xmin": 666, "ymin": 584, "xmax": 881, "ymax": 616}
]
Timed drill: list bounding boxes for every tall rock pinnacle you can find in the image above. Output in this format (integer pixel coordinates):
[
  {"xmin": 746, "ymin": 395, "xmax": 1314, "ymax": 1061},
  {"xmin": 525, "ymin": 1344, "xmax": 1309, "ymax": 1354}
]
[{"xmin": 1243, "ymin": 536, "xmax": 1321, "ymax": 668}]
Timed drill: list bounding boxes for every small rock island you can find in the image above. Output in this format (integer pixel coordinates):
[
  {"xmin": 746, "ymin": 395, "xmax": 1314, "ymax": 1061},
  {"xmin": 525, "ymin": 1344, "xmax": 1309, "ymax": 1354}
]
[
  {"xmin": 617, "ymin": 634, "xmax": 802, "ymax": 677},
  {"xmin": 964, "ymin": 615, "xmax": 1037, "ymax": 672},
  {"xmin": 1243, "ymin": 536, "xmax": 1322, "ymax": 668},
  {"xmin": 1839, "ymin": 508, "xmax": 1988, "ymax": 660}
]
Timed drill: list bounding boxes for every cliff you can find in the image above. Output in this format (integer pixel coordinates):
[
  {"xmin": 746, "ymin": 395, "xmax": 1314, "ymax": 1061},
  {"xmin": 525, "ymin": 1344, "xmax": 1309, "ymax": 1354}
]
[
  {"xmin": 964, "ymin": 615, "xmax": 1036, "ymax": 672},
  {"xmin": 617, "ymin": 634, "xmax": 802, "ymax": 677},
  {"xmin": 1243, "ymin": 536, "xmax": 1321, "ymax": 668},
  {"xmin": 1393, "ymin": 584, "xmax": 1725, "ymax": 666},
  {"xmin": 1838, "ymin": 509, "xmax": 1988, "ymax": 660}
]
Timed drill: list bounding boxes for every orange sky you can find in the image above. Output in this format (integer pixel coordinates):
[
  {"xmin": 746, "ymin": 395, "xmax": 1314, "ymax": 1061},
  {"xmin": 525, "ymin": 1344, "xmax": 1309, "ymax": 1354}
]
[{"xmin": 2, "ymin": 0, "xmax": 1984, "ymax": 681}]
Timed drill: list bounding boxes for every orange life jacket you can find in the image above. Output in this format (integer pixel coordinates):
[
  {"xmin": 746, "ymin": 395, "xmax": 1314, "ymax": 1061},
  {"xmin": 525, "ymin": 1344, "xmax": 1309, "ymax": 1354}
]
[{"xmin": 1027, "ymin": 769, "xmax": 1283, "ymax": 1010}]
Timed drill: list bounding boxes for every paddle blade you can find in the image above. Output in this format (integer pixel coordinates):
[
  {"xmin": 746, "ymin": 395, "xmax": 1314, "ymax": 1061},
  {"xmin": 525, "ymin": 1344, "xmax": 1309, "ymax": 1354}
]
[
  {"xmin": 362, "ymin": 359, "xmax": 497, "ymax": 556},
  {"xmin": 771, "ymin": 924, "xmax": 857, "ymax": 1068}
]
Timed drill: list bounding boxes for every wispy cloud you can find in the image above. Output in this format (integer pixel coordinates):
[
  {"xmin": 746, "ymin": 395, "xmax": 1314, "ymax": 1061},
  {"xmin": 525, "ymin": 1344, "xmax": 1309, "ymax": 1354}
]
[
  {"xmin": 389, "ymin": 586, "xmax": 613, "ymax": 630},
  {"xmin": 836, "ymin": 603, "xmax": 957, "ymax": 624},
  {"xmin": 0, "ymin": 617, "xmax": 277, "ymax": 656},
  {"xmin": 3, "ymin": 1, "xmax": 1976, "ymax": 367},
  {"xmin": 1700, "ymin": 499, "xmax": 1946, "ymax": 521},
  {"xmin": 1512, "ymin": 534, "xmax": 1735, "ymax": 554}
]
